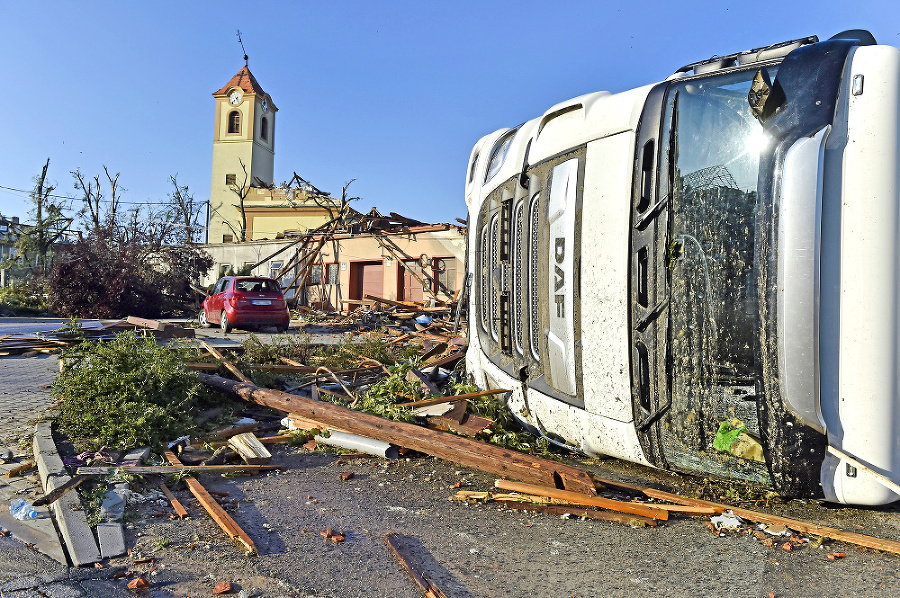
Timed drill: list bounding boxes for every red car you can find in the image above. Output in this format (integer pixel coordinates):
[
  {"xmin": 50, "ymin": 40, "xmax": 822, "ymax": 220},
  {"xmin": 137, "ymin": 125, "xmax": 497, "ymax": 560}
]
[{"xmin": 200, "ymin": 276, "xmax": 291, "ymax": 333}]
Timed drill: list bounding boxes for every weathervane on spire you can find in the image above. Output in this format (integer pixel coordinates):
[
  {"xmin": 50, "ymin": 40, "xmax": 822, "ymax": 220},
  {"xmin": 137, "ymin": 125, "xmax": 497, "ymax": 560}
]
[{"xmin": 237, "ymin": 30, "xmax": 248, "ymax": 66}]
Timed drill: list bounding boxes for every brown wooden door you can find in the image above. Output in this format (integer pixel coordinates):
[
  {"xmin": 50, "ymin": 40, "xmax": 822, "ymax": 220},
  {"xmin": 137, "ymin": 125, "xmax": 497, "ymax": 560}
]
[{"xmin": 351, "ymin": 262, "xmax": 383, "ymax": 300}]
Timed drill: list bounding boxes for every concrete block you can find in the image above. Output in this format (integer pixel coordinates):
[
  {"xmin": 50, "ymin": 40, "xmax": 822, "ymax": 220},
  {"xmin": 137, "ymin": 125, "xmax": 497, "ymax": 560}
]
[{"xmin": 95, "ymin": 521, "xmax": 126, "ymax": 558}]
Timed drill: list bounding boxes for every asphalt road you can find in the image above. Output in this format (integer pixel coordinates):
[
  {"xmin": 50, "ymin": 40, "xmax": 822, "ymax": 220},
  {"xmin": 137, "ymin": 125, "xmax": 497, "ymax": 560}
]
[{"xmin": 1, "ymin": 322, "xmax": 899, "ymax": 597}]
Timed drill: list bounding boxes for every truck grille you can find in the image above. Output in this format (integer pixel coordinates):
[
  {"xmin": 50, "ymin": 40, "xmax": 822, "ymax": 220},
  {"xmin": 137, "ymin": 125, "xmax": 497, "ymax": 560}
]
[
  {"xmin": 513, "ymin": 201, "xmax": 525, "ymax": 355},
  {"xmin": 528, "ymin": 195, "xmax": 541, "ymax": 360}
]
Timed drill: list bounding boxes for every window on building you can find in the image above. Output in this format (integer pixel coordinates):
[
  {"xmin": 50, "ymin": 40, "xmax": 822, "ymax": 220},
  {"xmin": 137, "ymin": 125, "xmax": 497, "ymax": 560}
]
[
  {"xmin": 306, "ymin": 264, "xmax": 323, "ymax": 286},
  {"xmin": 260, "ymin": 117, "xmax": 268, "ymax": 141},
  {"xmin": 435, "ymin": 258, "xmax": 457, "ymax": 298},
  {"xmin": 228, "ymin": 110, "xmax": 241, "ymax": 134},
  {"xmin": 225, "ymin": 174, "xmax": 236, "ymax": 185},
  {"xmin": 270, "ymin": 260, "xmax": 283, "ymax": 280},
  {"xmin": 326, "ymin": 263, "xmax": 339, "ymax": 285},
  {"xmin": 222, "ymin": 235, "xmax": 233, "ymax": 243}
]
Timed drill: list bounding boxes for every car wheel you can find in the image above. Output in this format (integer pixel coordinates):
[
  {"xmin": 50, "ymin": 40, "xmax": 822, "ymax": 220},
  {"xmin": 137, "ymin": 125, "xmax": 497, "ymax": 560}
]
[
  {"xmin": 220, "ymin": 311, "xmax": 232, "ymax": 333},
  {"xmin": 277, "ymin": 323, "xmax": 290, "ymax": 333},
  {"xmin": 198, "ymin": 309, "xmax": 211, "ymax": 328}
]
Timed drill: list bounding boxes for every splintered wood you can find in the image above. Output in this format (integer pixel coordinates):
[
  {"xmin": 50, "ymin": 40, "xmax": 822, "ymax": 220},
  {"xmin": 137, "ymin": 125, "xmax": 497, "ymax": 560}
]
[{"xmin": 228, "ymin": 432, "xmax": 273, "ymax": 465}]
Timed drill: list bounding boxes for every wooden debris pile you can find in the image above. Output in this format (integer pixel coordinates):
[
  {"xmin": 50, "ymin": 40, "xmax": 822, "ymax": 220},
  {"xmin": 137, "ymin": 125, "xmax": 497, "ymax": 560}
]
[{"xmin": 0, "ymin": 316, "xmax": 195, "ymax": 356}]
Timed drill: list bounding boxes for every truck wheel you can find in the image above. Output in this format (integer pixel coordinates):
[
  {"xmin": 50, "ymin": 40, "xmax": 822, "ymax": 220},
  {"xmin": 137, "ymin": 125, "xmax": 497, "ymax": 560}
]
[{"xmin": 220, "ymin": 311, "xmax": 232, "ymax": 333}]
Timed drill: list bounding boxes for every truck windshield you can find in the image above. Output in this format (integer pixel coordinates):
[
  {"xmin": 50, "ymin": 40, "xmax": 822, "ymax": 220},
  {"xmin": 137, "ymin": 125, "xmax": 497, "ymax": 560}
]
[{"xmin": 660, "ymin": 66, "xmax": 776, "ymax": 466}]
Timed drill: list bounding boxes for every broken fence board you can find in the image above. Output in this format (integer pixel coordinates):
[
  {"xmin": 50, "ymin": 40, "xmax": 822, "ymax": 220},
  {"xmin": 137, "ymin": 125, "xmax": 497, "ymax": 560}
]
[
  {"xmin": 494, "ymin": 500, "xmax": 658, "ymax": 527},
  {"xmin": 398, "ymin": 388, "xmax": 511, "ymax": 409},
  {"xmin": 197, "ymin": 373, "xmax": 597, "ymax": 494}
]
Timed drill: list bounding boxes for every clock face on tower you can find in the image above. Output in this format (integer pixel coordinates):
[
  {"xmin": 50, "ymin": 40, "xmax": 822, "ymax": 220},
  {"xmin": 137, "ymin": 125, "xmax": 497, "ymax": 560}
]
[
  {"xmin": 261, "ymin": 97, "xmax": 269, "ymax": 112},
  {"xmin": 229, "ymin": 90, "xmax": 242, "ymax": 105}
]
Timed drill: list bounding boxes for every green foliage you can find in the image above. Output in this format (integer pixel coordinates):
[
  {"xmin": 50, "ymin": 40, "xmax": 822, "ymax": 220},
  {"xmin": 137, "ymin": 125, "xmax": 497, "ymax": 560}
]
[
  {"xmin": 79, "ymin": 483, "xmax": 110, "ymax": 527},
  {"xmin": 0, "ymin": 283, "xmax": 49, "ymax": 315},
  {"xmin": 351, "ymin": 361, "xmax": 420, "ymax": 423},
  {"xmin": 239, "ymin": 333, "xmax": 312, "ymax": 365},
  {"xmin": 54, "ymin": 331, "xmax": 204, "ymax": 451},
  {"xmin": 218, "ymin": 263, "xmax": 255, "ymax": 277}
]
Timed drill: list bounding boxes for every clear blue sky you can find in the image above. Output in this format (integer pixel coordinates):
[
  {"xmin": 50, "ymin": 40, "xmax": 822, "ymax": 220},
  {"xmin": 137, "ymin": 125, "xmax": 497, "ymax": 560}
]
[{"xmin": 2, "ymin": 1, "xmax": 898, "ymax": 229}]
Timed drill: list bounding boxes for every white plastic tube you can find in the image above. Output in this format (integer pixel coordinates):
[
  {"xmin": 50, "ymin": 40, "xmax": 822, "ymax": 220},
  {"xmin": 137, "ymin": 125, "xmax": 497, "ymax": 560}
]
[{"xmin": 314, "ymin": 430, "xmax": 399, "ymax": 460}]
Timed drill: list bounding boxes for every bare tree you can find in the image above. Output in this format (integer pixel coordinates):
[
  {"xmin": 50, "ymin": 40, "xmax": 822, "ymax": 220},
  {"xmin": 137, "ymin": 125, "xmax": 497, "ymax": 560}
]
[
  {"xmin": 72, "ymin": 166, "xmax": 121, "ymax": 235},
  {"xmin": 228, "ymin": 159, "xmax": 251, "ymax": 241},
  {"xmin": 11, "ymin": 158, "xmax": 72, "ymax": 276}
]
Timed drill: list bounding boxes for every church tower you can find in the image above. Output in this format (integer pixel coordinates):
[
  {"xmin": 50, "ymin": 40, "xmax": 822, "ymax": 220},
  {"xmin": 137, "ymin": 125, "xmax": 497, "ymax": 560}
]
[{"xmin": 209, "ymin": 60, "xmax": 277, "ymax": 243}]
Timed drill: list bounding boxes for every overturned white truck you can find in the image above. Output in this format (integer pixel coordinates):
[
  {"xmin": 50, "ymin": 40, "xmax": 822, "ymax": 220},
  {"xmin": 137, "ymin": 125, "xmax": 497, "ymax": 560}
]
[{"xmin": 464, "ymin": 30, "xmax": 900, "ymax": 505}]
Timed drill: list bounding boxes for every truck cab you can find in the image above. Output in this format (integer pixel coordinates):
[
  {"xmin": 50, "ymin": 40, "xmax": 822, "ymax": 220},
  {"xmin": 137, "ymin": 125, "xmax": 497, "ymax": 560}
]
[{"xmin": 464, "ymin": 30, "xmax": 900, "ymax": 505}]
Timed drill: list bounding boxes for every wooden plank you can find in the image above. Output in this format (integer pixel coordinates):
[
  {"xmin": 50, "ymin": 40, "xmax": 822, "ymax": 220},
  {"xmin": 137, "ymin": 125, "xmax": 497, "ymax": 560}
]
[
  {"xmin": 163, "ymin": 451, "xmax": 256, "ymax": 555},
  {"xmin": 228, "ymin": 432, "xmax": 272, "ymax": 465},
  {"xmin": 126, "ymin": 315, "xmax": 170, "ymax": 330},
  {"xmin": 494, "ymin": 500, "xmax": 659, "ymax": 527},
  {"xmin": 827, "ymin": 445, "xmax": 900, "ymax": 496},
  {"xmin": 159, "ymin": 483, "xmax": 189, "ymax": 519},
  {"xmin": 197, "ymin": 373, "xmax": 598, "ymax": 494},
  {"xmin": 76, "ymin": 464, "xmax": 282, "ymax": 475},
  {"xmin": 494, "ymin": 479, "xmax": 669, "ymax": 521},
  {"xmin": 398, "ymin": 389, "xmax": 511, "ymax": 409},
  {"xmin": 199, "ymin": 341, "xmax": 253, "ymax": 384},
  {"xmin": 638, "ymin": 487, "xmax": 900, "ymax": 555},
  {"xmin": 286, "ymin": 415, "xmax": 353, "ymax": 435},
  {"xmin": 384, "ymin": 533, "xmax": 449, "ymax": 598},
  {"xmin": 364, "ymin": 294, "xmax": 421, "ymax": 309},
  {"xmin": 423, "ymin": 350, "xmax": 466, "ymax": 369},
  {"xmin": 5, "ymin": 460, "xmax": 35, "ymax": 477}
]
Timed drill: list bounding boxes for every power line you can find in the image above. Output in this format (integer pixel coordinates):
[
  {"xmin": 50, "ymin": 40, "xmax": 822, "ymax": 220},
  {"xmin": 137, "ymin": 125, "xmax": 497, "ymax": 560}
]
[{"xmin": 0, "ymin": 183, "xmax": 187, "ymax": 206}]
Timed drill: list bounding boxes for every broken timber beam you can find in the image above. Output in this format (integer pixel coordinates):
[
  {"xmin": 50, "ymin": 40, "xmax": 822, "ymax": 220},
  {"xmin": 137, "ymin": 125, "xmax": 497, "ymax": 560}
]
[
  {"xmin": 196, "ymin": 373, "xmax": 597, "ymax": 494},
  {"xmin": 163, "ymin": 450, "xmax": 256, "ymax": 554}
]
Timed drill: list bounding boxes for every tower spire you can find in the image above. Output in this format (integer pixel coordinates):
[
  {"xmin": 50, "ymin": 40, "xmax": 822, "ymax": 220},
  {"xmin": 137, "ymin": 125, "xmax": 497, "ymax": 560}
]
[{"xmin": 236, "ymin": 30, "xmax": 248, "ymax": 66}]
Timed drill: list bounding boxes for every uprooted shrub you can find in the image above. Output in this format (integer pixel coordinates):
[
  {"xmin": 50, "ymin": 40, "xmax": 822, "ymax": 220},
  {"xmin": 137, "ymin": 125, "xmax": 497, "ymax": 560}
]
[{"xmin": 53, "ymin": 331, "xmax": 207, "ymax": 451}]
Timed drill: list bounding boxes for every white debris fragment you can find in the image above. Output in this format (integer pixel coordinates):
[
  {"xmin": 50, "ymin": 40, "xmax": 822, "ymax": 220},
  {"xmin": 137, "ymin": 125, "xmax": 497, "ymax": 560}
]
[{"xmin": 710, "ymin": 510, "xmax": 745, "ymax": 531}]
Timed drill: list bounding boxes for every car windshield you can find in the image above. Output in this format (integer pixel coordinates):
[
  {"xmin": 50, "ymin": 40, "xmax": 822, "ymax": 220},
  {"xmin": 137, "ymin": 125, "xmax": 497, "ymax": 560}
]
[{"xmin": 235, "ymin": 279, "xmax": 279, "ymax": 293}]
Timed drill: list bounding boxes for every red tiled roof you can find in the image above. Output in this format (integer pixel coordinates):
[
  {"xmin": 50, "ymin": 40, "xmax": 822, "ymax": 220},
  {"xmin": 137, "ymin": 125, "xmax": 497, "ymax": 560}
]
[{"xmin": 213, "ymin": 66, "xmax": 266, "ymax": 97}]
